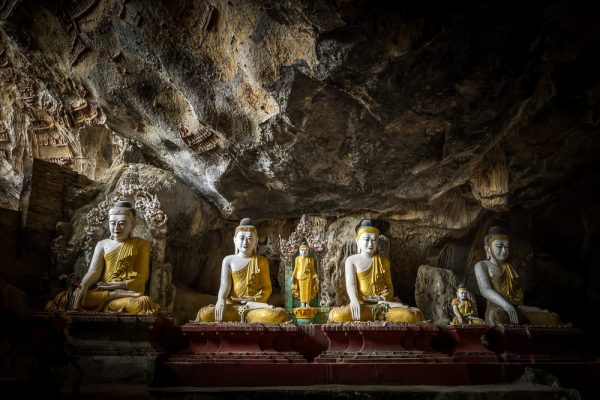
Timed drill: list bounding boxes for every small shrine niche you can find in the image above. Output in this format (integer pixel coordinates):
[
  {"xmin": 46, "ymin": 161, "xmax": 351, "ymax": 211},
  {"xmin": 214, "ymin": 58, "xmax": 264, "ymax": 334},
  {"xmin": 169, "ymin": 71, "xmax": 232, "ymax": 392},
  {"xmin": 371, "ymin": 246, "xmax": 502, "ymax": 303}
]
[
  {"xmin": 279, "ymin": 215, "xmax": 328, "ymax": 323},
  {"xmin": 33, "ymin": 129, "xmax": 73, "ymax": 167}
]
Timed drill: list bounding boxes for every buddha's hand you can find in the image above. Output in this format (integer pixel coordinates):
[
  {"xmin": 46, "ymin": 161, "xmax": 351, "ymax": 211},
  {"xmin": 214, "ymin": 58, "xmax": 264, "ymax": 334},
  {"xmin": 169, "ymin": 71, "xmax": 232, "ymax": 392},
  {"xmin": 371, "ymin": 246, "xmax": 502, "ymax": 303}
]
[
  {"xmin": 239, "ymin": 296, "xmax": 254, "ymax": 303},
  {"xmin": 230, "ymin": 296, "xmax": 254, "ymax": 304},
  {"xmin": 456, "ymin": 315, "xmax": 463, "ymax": 324},
  {"xmin": 71, "ymin": 286, "xmax": 87, "ymax": 310},
  {"xmin": 215, "ymin": 299, "xmax": 226, "ymax": 322},
  {"xmin": 97, "ymin": 281, "xmax": 125, "ymax": 291},
  {"xmin": 350, "ymin": 300, "xmax": 361, "ymax": 321},
  {"xmin": 503, "ymin": 303, "xmax": 519, "ymax": 324}
]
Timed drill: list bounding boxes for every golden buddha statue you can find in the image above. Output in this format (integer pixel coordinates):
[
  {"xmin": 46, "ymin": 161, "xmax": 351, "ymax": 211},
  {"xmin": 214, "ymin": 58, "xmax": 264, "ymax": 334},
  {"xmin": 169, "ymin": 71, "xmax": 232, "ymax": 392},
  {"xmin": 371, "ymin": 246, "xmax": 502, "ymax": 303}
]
[
  {"xmin": 46, "ymin": 201, "xmax": 158, "ymax": 314},
  {"xmin": 474, "ymin": 226, "xmax": 560, "ymax": 326},
  {"xmin": 291, "ymin": 243, "xmax": 319, "ymax": 308},
  {"xmin": 328, "ymin": 220, "xmax": 424, "ymax": 323},
  {"xmin": 451, "ymin": 285, "xmax": 484, "ymax": 325},
  {"xmin": 195, "ymin": 218, "xmax": 289, "ymax": 323}
]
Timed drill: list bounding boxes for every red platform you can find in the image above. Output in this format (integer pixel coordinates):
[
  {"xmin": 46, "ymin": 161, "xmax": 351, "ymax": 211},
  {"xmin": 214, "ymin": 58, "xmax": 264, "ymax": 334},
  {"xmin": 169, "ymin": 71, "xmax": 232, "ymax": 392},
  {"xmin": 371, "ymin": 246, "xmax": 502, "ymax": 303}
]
[{"xmin": 153, "ymin": 323, "xmax": 600, "ymax": 389}]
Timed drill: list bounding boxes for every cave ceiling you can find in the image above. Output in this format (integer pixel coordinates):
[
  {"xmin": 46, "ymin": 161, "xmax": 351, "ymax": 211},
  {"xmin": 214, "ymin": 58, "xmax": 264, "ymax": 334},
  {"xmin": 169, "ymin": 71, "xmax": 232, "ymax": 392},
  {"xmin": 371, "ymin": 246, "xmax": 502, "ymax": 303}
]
[{"xmin": 0, "ymin": 0, "xmax": 599, "ymax": 220}]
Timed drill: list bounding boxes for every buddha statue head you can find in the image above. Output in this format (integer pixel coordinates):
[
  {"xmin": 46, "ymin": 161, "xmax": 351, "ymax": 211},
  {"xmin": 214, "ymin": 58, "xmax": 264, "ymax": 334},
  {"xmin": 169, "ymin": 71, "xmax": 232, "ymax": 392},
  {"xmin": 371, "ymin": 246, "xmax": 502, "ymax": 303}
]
[
  {"xmin": 108, "ymin": 200, "xmax": 136, "ymax": 242},
  {"xmin": 299, "ymin": 242, "xmax": 309, "ymax": 257},
  {"xmin": 456, "ymin": 284, "xmax": 468, "ymax": 301},
  {"xmin": 484, "ymin": 225, "xmax": 510, "ymax": 264},
  {"xmin": 234, "ymin": 218, "xmax": 258, "ymax": 256},
  {"xmin": 355, "ymin": 219, "xmax": 380, "ymax": 256}
]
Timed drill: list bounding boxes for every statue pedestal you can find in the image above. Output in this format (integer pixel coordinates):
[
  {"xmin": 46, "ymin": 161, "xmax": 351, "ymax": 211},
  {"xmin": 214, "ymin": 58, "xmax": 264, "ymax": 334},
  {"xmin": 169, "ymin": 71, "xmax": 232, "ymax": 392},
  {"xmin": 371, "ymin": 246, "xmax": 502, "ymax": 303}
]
[
  {"xmin": 180, "ymin": 323, "xmax": 305, "ymax": 362},
  {"xmin": 316, "ymin": 324, "xmax": 445, "ymax": 363},
  {"xmin": 447, "ymin": 325, "xmax": 498, "ymax": 362},
  {"xmin": 30, "ymin": 312, "xmax": 170, "ymax": 386},
  {"xmin": 487, "ymin": 325, "xmax": 587, "ymax": 363},
  {"xmin": 292, "ymin": 307, "xmax": 318, "ymax": 324}
]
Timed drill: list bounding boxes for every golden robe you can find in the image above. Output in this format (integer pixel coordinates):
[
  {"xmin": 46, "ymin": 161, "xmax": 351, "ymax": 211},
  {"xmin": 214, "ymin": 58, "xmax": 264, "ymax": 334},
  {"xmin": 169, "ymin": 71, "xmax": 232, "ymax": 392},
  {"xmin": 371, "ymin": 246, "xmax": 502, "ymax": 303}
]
[
  {"xmin": 46, "ymin": 237, "xmax": 158, "ymax": 314},
  {"xmin": 196, "ymin": 255, "xmax": 289, "ymax": 323},
  {"xmin": 486, "ymin": 262, "xmax": 559, "ymax": 326},
  {"xmin": 451, "ymin": 298, "xmax": 484, "ymax": 325},
  {"xmin": 328, "ymin": 255, "xmax": 424, "ymax": 323},
  {"xmin": 292, "ymin": 255, "xmax": 319, "ymax": 304}
]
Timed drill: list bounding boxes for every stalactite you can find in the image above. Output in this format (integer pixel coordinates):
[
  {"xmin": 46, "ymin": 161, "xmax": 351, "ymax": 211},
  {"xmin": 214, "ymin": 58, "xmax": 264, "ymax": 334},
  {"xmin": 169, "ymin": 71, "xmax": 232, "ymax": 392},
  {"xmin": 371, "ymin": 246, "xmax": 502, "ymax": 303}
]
[{"xmin": 469, "ymin": 146, "xmax": 510, "ymax": 211}]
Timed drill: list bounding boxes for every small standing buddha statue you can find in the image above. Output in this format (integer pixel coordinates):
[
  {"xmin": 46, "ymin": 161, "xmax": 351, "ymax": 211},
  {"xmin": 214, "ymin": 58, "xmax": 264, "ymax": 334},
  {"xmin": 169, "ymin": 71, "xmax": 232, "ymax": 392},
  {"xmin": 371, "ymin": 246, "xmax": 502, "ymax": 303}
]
[
  {"xmin": 328, "ymin": 219, "xmax": 424, "ymax": 323},
  {"xmin": 291, "ymin": 243, "xmax": 319, "ymax": 308},
  {"xmin": 450, "ymin": 285, "xmax": 484, "ymax": 325},
  {"xmin": 195, "ymin": 218, "xmax": 289, "ymax": 323},
  {"xmin": 46, "ymin": 201, "xmax": 158, "ymax": 314},
  {"xmin": 474, "ymin": 226, "xmax": 561, "ymax": 326}
]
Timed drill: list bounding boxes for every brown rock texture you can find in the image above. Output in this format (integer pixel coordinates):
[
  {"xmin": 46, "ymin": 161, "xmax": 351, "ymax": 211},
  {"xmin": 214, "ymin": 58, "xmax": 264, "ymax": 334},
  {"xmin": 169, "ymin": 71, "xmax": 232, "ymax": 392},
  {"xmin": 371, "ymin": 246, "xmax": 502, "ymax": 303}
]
[{"xmin": 415, "ymin": 264, "xmax": 460, "ymax": 323}]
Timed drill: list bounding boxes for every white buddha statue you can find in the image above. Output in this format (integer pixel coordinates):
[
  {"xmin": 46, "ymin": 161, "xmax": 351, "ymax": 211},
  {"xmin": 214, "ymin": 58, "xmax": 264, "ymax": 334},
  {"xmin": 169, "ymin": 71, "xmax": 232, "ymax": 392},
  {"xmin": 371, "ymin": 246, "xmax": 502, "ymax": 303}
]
[
  {"xmin": 474, "ymin": 226, "xmax": 560, "ymax": 326},
  {"xmin": 196, "ymin": 218, "xmax": 289, "ymax": 323},
  {"xmin": 46, "ymin": 201, "xmax": 158, "ymax": 314},
  {"xmin": 328, "ymin": 219, "xmax": 424, "ymax": 323}
]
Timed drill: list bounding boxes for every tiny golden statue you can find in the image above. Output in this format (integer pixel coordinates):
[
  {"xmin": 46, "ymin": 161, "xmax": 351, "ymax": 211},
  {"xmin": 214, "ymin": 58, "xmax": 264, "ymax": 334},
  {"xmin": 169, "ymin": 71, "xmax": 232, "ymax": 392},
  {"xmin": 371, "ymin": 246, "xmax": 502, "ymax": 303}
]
[
  {"xmin": 291, "ymin": 243, "xmax": 319, "ymax": 308},
  {"xmin": 451, "ymin": 285, "xmax": 484, "ymax": 325}
]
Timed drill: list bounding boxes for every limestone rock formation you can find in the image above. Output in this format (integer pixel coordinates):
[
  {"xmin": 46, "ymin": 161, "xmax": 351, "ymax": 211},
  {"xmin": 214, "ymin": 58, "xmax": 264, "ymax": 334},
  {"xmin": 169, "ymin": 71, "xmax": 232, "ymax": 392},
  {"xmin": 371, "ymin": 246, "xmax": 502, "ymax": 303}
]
[
  {"xmin": 0, "ymin": 1, "xmax": 598, "ymax": 219},
  {"xmin": 415, "ymin": 265, "xmax": 459, "ymax": 323}
]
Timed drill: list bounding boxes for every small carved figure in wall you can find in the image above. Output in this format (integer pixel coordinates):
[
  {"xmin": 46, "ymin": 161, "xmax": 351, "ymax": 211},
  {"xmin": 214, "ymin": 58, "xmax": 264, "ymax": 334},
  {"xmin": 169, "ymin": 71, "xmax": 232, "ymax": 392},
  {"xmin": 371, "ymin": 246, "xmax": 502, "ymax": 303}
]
[
  {"xmin": 450, "ymin": 285, "xmax": 484, "ymax": 325},
  {"xmin": 179, "ymin": 126, "xmax": 218, "ymax": 154},
  {"xmin": 474, "ymin": 226, "xmax": 561, "ymax": 326},
  {"xmin": 46, "ymin": 201, "xmax": 158, "ymax": 314},
  {"xmin": 328, "ymin": 219, "xmax": 425, "ymax": 323},
  {"xmin": 291, "ymin": 242, "xmax": 319, "ymax": 308},
  {"xmin": 0, "ymin": 122, "xmax": 9, "ymax": 142},
  {"xmin": 195, "ymin": 218, "xmax": 289, "ymax": 323}
]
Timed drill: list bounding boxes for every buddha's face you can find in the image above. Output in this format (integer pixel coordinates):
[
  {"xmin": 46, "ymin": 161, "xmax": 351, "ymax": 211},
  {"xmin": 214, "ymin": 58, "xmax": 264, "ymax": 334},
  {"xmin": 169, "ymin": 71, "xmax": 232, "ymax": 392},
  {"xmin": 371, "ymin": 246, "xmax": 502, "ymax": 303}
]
[
  {"xmin": 234, "ymin": 231, "xmax": 257, "ymax": 256},
  {"xmin": 357, "ymin": 232, "xmax": 378, "ymax": 255},
  {"xmin": 489, "ymin": 239, "xmax": 509, "ymax": 262},
  {"xmin": 299, "ymin": 247, "xmax": 308, "ymax": 257},
  {"xmin": 109, "ymin": 213, "xmax": 133, "ymax": 242},
  {"xmin": 457, "ymin": 290, "xmax": 467, "ymax": 300}
]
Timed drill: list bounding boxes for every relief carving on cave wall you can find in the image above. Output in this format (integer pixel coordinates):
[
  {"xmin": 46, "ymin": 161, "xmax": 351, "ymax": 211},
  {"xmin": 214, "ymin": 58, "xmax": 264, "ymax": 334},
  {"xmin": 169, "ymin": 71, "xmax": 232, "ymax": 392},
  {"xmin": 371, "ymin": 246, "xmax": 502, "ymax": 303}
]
[
  {"xmin": 178, "ymin": 125, "xmax": 219, "ymax": 154},
  {"xmin": 0, "ymin": 23, "xmax": 111, "ymax": 192},
  {"xmin": 0, "ymin": 122, "xmax": 8, "ymax": 143}
]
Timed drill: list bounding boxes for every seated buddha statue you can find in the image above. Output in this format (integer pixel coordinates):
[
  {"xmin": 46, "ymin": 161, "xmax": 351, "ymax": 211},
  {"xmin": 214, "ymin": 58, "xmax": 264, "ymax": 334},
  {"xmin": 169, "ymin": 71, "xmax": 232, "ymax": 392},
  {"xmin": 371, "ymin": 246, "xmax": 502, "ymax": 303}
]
[
  {"xmin": 195, "ymin": 218, "xmax": 289, "ymax": 323},
  {"xmin": 328, "ymin": 220, "xmax": 424, "ymax": 323},
  {"xmin": 451, "ymin": 285, "xmax": 484, "ymax": 325},
  {"xmin": 474, "ymin": 226, "xmax": 560, "ymax": 326},
  {"xmin": 291, "ymin": 243, "xmax": 319, "ymax": 308},
  {"xmin": 46, "ymin": 201, "xmax": 158, "ymax": 314}
]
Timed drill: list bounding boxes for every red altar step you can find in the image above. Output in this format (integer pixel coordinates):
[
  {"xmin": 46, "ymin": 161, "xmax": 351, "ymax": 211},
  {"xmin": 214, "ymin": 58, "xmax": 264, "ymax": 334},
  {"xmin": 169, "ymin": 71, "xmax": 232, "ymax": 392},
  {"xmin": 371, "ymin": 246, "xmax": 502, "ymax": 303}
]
[
  {"xmin": 315, "ymin": 324, "xmax": 451, "ymax": 363},
  {"xmin": 152, "ymin": 322, "xmax": 599, "ymax": 388},
  {"xmin": 180, "ymin": 323, "xmax": 305, "ymax": 363}
]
